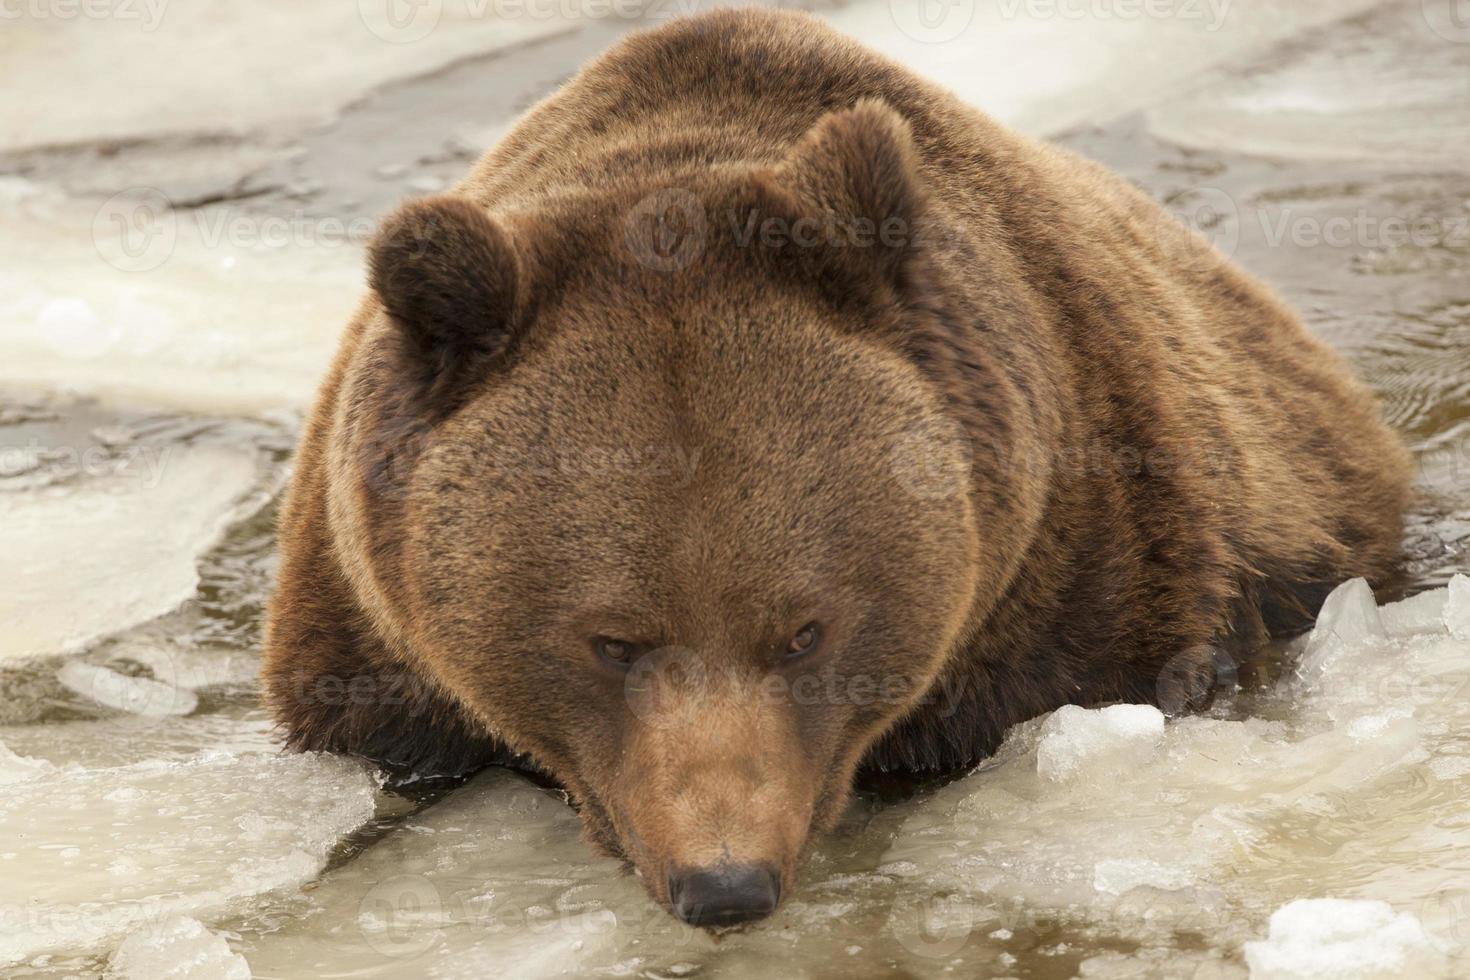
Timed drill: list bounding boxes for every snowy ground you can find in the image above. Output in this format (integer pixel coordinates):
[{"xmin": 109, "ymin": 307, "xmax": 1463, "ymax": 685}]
[{"xmin": 1, "ymin": 0, "xmax": 1468, "ymax": 977}]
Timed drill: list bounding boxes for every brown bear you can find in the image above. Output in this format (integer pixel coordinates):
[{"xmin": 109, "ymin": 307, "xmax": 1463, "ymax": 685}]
[{"xmin": 262, "ymin": 7, "xmax": 1411, "ymax": 927}]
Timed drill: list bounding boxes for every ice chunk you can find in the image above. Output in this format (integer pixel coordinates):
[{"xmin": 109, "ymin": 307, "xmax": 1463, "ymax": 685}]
[
  {"xmin": 236, "ymin": 578, "xmax": 1470, "ymax": 980},
  {"xmin": 1379, "ymin": 588, "xmax": 1448, "ymax": 637},
  {"xmin": 0, "ymin": 713, "xmax": 276, "ymax": 770},
  {"xmin": 0, "ymin": 749, "xmax": 377, "ymax": 967},
  {"xmin": 0, "ymin": 443, "xmax": 261, "ymax": 662},
  {"xmin": 0, "ymin": 3, "xmax": 576, "ymax": 153},
  {"xmin": 1445, "ymin": 575, "xmax": 1470, "ymax": 641},
  {"xmin": 1298, "ymin": 579, "xmax": 1386, "ymax": 687},
  {"xmin": 106, "ymin": 916, "xmax": 250, "ymax": 980},
  {"xmin": 1035, "ymin": 704, "xmax": 1165, "ymax": 781},
  {"xmin": 0, "ymin": 187, "xmax": 359, "ymax": 416},
  {"xmin": 1146, "ymin": 2, "xmax": 1470, "ymax": 164},
  {"xmin": 105, "ymin": 637, "xmax": 261, "ymax": 691},
  {"xmin": 826, "ymin": 0, "xmax": 1378, "ymax": 136},
  {"xmin": 1093, "ymin": 859, "xmax": 1196, "ymax": 897},
  {"xmin": 1243, "ymin": 899, "xmax": 1444, "ymax": 979},
  {"xmin": 878, "ymin": 577, "xmax": 1470, "ymax": 945},
  {"xmin": 1306, "ymin": 578, "xmax": 1386, "ymax": 652},
  {"xmin": 0, "ymin": 741, "xmax": 49, "ymax": 785},
  {"xmin": 242, "ymin": 769, "xmax": 661, "ymax": 979},
  {"xmin": 56, "ymin": 661, "xmax": 198, "ymax": 717}
]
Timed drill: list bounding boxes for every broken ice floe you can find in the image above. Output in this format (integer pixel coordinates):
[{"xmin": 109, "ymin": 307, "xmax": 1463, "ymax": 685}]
[
  {"xmin": 106, "ymin": 916, "xmax": 251, "ymax": 980},
  {"xmin": 0, "ymin": 746, "xmax": 377, "ymax": 968},
  {"xmin": 229, "ymin": 575, "xmax": 1470, "ymax": 979},
  {"xmin": 1244, "ymin": 899, "xmax": 1448, "ymax": 979},
  {"xmin": 0, "ymin": 441, "xmax": 263, "ymax": 664},
  {"xmin": 879, "ymin": 575, "xmax": 1470, "ymax": 975}
]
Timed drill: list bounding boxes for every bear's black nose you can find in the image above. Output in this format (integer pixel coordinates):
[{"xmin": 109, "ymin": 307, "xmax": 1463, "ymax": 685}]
[{"xmin": 667, "ymin": 864, "xmax": 781, "ymax": 927}]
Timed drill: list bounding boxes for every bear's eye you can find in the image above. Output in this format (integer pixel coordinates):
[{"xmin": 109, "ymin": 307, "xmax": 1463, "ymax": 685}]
[
  {"xmin": 595, "ymin": 637, "xmax": 637, "ymax": 668},
  {"xmin": 786, "ymin": 623, "xmax": 821, "ymax": 659}
]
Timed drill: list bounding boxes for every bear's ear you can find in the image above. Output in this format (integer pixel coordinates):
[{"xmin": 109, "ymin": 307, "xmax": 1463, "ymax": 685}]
[
  {"xmin": 765, "ymin": 99, "xmax": 928, "ymax": 300},
  {"xmin": 368, "ymin": 195, "xmax": 526, "ymax": 398}
]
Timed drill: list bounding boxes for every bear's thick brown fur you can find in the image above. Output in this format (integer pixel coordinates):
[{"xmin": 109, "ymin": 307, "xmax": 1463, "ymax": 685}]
[{"xmin": 262, "ymin": 8, "xmax": 1411, "ymax": 921}]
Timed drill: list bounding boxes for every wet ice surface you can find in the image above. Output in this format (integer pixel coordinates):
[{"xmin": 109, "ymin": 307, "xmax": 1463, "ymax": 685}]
[
  {"xmin": 9, "ymin": 576, "xmax": 1455, "ymax": 980},
  {"xmin": 0, "ymin": 748, "xmax": 377, "ymax": 970},
  {"xmin": 2, "ymin": 0, "xmax": 1470, "ymax": 977},
  {"xmin": 0, "ymin": 0, "xmax": 574, "ymax": 153},
  {"xmin": 0, "ymin": 401, "xmax": 289, "ymax": 664},
  {"xmin": 0, "ymin": 181, "xmax": 361, "ymax": 415},
  {"xmin": 107, "ymin": 916, "xmax": 252, "ymax": 980}
]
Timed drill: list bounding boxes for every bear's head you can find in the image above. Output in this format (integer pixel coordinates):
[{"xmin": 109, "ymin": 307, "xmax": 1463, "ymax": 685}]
[{"xmin": 348, "ymin": 102, "xmax": 984, "ymax": 927}]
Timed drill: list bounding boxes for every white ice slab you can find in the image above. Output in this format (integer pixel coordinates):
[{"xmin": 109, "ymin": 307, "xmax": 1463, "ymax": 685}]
[
  {"xmin": 1244, "ymin": 899, "xmax": 1446, "ymax": 979},
  {"xmin": 0, "ymin": 713, "xmax": 277, "ymax": 769},
  {"xmin": 0, "ymin": 1, "xmax": 576, "ymax": 153},
  {"xmin": 107, "ymin": 916, "xmax": 251, "ymax": 980},
  {"xmin": 0, "ymin": 181, "xmax": 360, "ymax": 416},
  {"xmin": 824, "ymin": 0, "xmax": 1380, "ymax": 136},
  {"xmin": 1035, "ymin": 703, "xmax": 1165, "ymax": 781},
  {"xmin": 879, "ymin": 576, "xmax": 1470, "ymax": 973},
  {"xmin": 56, "ymin": 661, "xmax": 199, "ymax": 717},
  {"xmin": 226, "ymin": 576, "xmax": 1470, "ymax": 978},
  {"xmin": 1146, "ymin": 2, "xmax": 1470, "ymax": 163},
  {"xmin": 0, "ymin": 745, "xmax": 377, "ymax": 968},
  {"xmin": 238, "ymin": 769, "xmax": 676, "ymax": 980},
  {"xmin": 0, "ymin": 440, "xmax": 261, "ymax": 663}
]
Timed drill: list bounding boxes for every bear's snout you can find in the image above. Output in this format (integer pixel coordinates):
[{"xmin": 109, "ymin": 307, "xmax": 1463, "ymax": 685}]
[
  {"xmin": 666, "ymin": 863, "xmax": 781, "ymax": 927},
  {"xmin": 599, "ymin": 672, "xmax": 821, "ymax": 926}
]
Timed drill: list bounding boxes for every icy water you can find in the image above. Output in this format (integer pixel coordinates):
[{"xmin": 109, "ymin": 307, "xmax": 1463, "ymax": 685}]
[{"xmin": 2, "ymin": 0, "xmax": 1469, "ymax": 977}]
